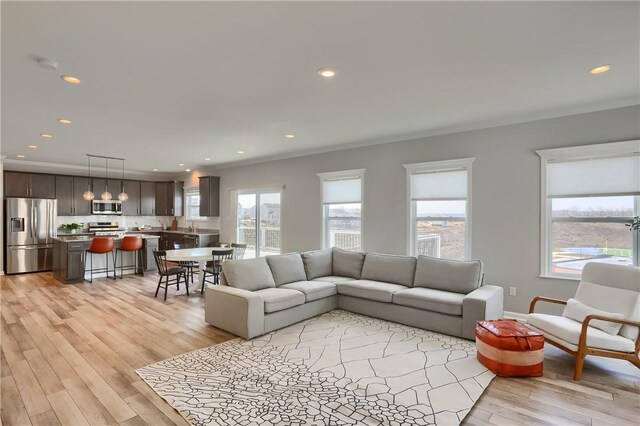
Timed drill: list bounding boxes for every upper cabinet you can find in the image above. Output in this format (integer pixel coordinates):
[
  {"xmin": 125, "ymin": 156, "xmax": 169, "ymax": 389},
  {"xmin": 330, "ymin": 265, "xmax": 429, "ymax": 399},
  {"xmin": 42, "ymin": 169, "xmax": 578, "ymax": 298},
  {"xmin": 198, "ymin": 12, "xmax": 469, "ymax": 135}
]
[
  {"xmin": 121, "ymin": 180, "xmax": 141, "ymax": 216},
  {"xmin": 140, "ymin": 181, "xmax": 156, "ymax": 216},
  {"xmin": 198, "ymin": 176, "xmax": 220, "ymax": 217},
  {"xmin": 55, "ymin": 176, "xmax": 92, "ymax": 215},
  {"xmin": 4, "ymin": 171, "xmax": 55, "ymax": 199},
  {"xmin": 155, "ymin": 181, "xmax": 183, "ymax": 216}
]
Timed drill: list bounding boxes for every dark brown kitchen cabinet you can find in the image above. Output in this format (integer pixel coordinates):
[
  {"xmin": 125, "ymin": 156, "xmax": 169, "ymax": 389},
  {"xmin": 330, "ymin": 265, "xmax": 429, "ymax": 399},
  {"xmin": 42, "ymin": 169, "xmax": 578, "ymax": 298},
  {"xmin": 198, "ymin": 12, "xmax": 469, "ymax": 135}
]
[
  {"xmin": 198, "ymin": 176, "xmax": 220, "ymax": 217},
  {"xmin": 121, "ymin": 180, "xmax": 141, "ymax": 216},
  {"xmin": 4, "ymin": 171, "xmax": 55, "ymax": 199},
  {"xmin": 140, "ymin": 181, "xmax": 156, "ymax": 216},
  {"xmin": 155, "ymin": 181, "xmax": 183, "ymax": 216},
  {"xmin": 55, "ymin": 175, "xmax": 92, "ymax": 215},
  {"xmin": 91, "ymin": 178, "xmax": 122, "ymax": 199}
]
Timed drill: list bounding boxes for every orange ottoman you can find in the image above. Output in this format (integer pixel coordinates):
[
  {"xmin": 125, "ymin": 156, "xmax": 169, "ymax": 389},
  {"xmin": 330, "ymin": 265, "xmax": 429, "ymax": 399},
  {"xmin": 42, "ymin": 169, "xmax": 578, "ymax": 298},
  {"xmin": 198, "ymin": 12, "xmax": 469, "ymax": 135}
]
[{"xmin": 475, "ymin": 319, "xmax": 544, "ymax": 377}]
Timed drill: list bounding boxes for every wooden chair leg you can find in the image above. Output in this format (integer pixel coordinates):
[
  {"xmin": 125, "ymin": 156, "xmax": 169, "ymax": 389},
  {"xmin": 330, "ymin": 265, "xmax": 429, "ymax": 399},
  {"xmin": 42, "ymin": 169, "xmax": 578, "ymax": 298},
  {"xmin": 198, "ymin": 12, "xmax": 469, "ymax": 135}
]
[
  {"xmin": 164, "ymin": 276, "xmax": 169, "ymax": 301},
  {"xmin": 573, "ymin": 355, "xmax": 585, "ymax": 381},
  {"xmin": 154, "ymin": 276, "xmax": 162, "ymax": 298},
  {"xmin": 185, "ymin": 272, "xmax": 190, "ymax": 296}
]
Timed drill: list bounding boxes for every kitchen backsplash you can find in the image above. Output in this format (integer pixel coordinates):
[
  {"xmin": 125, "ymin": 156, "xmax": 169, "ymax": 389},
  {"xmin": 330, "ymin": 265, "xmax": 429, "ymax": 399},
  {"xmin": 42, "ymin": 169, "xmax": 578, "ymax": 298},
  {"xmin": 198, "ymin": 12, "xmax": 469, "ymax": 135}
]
[{"xmin": 57, "ymin": 215, "xmax": 220, "ymax": 231}]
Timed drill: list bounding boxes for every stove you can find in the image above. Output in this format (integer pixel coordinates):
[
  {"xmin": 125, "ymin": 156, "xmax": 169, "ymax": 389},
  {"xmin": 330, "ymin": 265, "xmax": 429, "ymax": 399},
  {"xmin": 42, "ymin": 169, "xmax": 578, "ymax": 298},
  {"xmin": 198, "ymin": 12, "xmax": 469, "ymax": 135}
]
[{"xmin": 88, "ymin": 222, "xmax": 125, "ymax": 237}]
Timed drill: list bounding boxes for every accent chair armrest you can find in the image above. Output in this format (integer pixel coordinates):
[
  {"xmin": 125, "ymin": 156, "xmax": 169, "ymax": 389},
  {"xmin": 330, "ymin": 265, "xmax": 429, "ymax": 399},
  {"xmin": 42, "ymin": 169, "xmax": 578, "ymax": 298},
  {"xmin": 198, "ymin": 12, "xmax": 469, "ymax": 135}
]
[
  {"xmin": 581, "ymin": 314, "xmax": 640, "ymax": 351},
  {"xmin": 462, "ymin": 285, "xmax": 504, "ymax": 340},
  {"xmin": 204, "ymin": 286, "xmax": 265, "ymax": 340},
  {"xmin": 528, "ymin": 296, "xmax": 567, "ymax": 314}
]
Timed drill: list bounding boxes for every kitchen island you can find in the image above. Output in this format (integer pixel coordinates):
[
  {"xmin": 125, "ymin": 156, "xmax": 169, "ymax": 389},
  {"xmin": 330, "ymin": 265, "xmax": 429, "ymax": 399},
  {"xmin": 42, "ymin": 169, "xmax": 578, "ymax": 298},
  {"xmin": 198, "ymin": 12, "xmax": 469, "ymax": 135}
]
[{"xmin": 52, "ymin": 234, "xmax": 160, "ymax": 284}]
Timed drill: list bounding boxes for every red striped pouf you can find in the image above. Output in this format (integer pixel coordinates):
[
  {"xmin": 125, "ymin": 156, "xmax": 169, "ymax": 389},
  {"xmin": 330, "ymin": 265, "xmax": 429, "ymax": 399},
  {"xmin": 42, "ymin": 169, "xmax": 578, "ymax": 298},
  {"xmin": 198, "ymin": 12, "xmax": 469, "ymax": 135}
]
[{"xmin": 475, "ymin": 319, "xmax": 544, "ymax": 377}]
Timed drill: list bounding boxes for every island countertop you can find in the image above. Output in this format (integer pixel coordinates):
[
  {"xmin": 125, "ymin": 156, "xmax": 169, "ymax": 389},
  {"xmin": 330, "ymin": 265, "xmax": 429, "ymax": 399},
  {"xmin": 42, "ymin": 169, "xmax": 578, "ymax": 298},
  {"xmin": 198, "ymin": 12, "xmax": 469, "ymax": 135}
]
[{"xmin": 53, "ymin": 234, "xmax": 161, "ymax": 242}]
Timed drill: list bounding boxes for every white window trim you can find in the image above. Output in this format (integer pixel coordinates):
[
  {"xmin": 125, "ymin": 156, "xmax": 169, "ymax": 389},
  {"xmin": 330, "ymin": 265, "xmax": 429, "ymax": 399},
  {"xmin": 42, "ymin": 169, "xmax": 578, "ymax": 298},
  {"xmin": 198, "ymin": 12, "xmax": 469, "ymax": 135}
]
[
  {"xmin": 184, "ymin": 186, "xmax": 207, "ymax": 221},
  {"xmin": 233, "ymin": 185, "xmax": 284, "ymax": 256},
  {"xmin": 403, "ymin": 158, "xmax": 475, "ymax": 259},
  {"xmin": 537, "ymin": 140, "xmax": 640, "ymax": 280},
  {"xmin": 318, "ymin": 169, "xmax": 365, "ymax": 250}
]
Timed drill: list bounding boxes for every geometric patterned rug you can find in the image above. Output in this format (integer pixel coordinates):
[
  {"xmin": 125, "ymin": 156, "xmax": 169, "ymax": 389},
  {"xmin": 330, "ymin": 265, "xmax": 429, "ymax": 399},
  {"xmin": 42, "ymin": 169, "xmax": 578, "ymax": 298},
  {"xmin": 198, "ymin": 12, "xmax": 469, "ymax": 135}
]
[{"xmin": 136, "ymin": 310, "xmax": 494, "ymax": 426}]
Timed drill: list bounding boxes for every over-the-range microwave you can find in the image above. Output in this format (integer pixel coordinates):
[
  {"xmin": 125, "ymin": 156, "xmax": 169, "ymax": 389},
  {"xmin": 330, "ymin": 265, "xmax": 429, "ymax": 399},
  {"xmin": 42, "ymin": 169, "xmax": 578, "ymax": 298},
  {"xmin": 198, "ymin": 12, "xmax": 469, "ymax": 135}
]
[{"xmin": 92, "ymin": 200, "xmax": 122, "ymax": 215}]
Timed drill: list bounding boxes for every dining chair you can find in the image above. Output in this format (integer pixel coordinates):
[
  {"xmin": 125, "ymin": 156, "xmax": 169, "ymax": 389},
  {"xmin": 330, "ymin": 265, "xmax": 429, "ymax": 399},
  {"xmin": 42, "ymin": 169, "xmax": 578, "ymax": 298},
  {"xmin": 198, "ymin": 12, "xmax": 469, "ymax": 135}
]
[
  {"xmin": 202, "ymin": 249, "xmax": 234, "ymax": 294},
  {"xmin": 173, "ymin": 242, "xmax": 198, "ymax": 284},
  {"xmin": 231, "ymin": 243, "xmax": 247, "ymax": 260},
  {"xmin": 153, "ymin": 250, "xmax": 188, "ymax": 301}
]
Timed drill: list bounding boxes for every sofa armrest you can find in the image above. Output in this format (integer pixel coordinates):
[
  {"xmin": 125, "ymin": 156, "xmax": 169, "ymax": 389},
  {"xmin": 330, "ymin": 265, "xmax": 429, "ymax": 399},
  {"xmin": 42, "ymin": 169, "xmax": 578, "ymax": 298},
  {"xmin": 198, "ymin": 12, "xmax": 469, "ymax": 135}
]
[
  {"xmin": 462, "ymin": 285, "xmax": 504, "ymax": 340},
  {"xmin": 204, "ymin": 286, "xmax": 265, "ymax": 339}
]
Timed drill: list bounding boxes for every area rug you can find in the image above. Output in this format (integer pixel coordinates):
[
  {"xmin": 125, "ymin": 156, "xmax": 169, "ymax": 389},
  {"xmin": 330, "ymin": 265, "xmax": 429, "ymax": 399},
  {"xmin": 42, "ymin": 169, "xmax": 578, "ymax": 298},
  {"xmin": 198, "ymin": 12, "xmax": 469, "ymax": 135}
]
[{"xmin": 136, "ymin": 310, "xmax": 494, "ymax": 426}]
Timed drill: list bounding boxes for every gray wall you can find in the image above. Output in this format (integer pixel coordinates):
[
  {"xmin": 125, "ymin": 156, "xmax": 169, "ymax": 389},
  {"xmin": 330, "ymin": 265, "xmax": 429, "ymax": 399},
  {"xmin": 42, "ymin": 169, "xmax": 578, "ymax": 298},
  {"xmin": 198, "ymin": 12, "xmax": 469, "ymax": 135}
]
[{"xmin": 183, "ymin": 105, "xmax": 640, "ymax": 314}]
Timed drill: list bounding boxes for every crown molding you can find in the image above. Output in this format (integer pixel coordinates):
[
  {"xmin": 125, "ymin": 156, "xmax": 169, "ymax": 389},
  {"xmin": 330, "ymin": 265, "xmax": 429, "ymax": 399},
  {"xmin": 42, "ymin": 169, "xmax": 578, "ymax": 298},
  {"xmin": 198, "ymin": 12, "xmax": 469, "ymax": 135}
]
[{"xmin": 2, "ymin": 159, "xmax": 174, "ymax": 180}]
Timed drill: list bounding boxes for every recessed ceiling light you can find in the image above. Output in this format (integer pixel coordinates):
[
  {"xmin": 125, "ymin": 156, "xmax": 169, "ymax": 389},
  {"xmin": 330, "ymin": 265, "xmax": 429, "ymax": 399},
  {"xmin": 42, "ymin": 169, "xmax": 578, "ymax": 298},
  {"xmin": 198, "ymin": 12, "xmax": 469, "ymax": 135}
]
[
  {"xmin": 284, "ymin": 134, "xmax": 296, "ymax": 139},
  {"xmin": 204, "ymin": 157, "xmax": 211, "ymax": 161},
  {"xmin": 27, "ymin": 145, "xmax": 38, "ymax": 149},
  {"xmin": 178, "ymin": 163, "xmax": 185, "ymax": 166},
  {"xmin": 152, "ymin": 168, "xmax": 158, "ymax": 172},
  {"xmin": 58, "ymin": 118, "xmax": 72, "ymax": 124},
  {"xmin": 17, "ymin": 154, "xmax": 25, "ymax": 158},
  {"xmin": 61, "ymin": 75, "xmax": 81, "ymax": 84},
  {"xmin": 318, "ymin": 68, "xmax": 337, "ymax": 78},
  {"xmin": 185, "ymin": 169, "xmax": 191, "ymax": 172},
  {"xmin": 41, "ymin": 133, "xmax": 53, "ymax": 138},
  {"xmin": 589, "ymin": 65, "xmax": 611, "ymax": 75},
  {"xmin": 237, "ymin": 150, "xmax": 245, "ymax": 155}
]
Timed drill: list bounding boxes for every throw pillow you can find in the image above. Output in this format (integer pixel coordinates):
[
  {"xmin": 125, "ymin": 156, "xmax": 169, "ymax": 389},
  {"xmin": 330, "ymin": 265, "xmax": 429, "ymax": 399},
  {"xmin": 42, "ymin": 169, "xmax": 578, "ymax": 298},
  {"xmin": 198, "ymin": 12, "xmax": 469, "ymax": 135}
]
[{"xmin": 562, "ymin": 298, "xmax": 625, "ymax": 336}]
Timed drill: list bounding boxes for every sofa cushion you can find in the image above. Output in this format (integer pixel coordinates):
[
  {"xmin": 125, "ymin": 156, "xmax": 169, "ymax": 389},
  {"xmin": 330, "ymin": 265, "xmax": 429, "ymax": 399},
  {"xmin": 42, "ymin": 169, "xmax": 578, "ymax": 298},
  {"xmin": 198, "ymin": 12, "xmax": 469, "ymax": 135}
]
[
  {"xmin": 267, "ymin": 253, "xmax": 307, "ymax": 286},
  {"xmin": 337, "ymin": 280, "xmax": 408, "ymax": 303},
  {"xmin": 301, "ymin": 249, "xmax": 333, "ymax": 280},
  {"xmin": 312, "ymin": 276, "xmax": 354, "ymax": 285},
  {"xmin": 280, "ymin": 280, "xmax": 337, "ymax": 302},
  {"xmin": 222, "ymin": 258, "xmax": 276, "ymax": 291},
  {"xmin": 413, "ymin": 256, "xmax": 483, "ymax": 294},
  {"xmin": 254, "ymin": 288, "xmax": 305, "ymax": 313},
  {"xmin": 333, "ymin": 248, "xmax": 365, "ymax": 279},
  {"xmin": 361, "ymin": 253, "xmax": 417, "ymax": 287},
  {"xmin": 527, "ymin": 313, "xmax": 635, "ymax": 353},
  {"xmin": 393, "ymin": 288, "xmax": 464, "ymax": 316}
]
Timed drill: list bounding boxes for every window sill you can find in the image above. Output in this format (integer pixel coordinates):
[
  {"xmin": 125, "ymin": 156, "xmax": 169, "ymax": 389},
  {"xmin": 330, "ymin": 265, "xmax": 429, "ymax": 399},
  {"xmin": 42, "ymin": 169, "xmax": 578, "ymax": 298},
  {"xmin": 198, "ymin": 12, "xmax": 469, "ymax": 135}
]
[{"xmin": 539, "ymin": 274, "xmax": 580, "ymax": 282}]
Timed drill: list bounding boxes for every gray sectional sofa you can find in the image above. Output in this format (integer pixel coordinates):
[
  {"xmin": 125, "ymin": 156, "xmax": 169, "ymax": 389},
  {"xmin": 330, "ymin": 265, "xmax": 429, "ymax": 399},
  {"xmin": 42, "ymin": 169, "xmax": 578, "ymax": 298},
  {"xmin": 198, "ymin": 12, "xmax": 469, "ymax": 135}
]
[{"xmin": 204, "ymin": 248, "xmax": 503, "ymax": 340}]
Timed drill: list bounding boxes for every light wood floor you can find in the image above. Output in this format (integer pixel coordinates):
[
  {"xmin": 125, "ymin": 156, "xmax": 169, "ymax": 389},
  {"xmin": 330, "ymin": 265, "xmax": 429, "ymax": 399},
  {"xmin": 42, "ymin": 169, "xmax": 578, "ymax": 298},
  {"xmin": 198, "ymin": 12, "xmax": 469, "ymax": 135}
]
[{"xmin": 1, "ymin": 273, "xmax": 638, "ymax": 426}]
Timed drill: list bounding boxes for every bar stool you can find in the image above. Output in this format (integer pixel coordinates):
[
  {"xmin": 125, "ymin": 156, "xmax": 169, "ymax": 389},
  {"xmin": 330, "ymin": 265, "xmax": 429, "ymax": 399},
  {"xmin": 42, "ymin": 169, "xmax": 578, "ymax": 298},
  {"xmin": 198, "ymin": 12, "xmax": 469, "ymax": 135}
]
[
  {"xmin": 84, "ymin": 237, "xmax": 116, "ymax": 283},
  {"xmin": 116, "ymin": 235, "xmax": 144, "ymax": 279}
]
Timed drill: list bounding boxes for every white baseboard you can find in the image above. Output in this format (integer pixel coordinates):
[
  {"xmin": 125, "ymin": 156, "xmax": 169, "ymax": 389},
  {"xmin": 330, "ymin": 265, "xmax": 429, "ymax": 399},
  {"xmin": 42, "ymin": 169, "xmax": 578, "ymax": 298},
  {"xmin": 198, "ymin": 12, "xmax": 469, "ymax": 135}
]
[{"xmin": 504, "ymin": 310, "xmax": 527, "ymax": 322}]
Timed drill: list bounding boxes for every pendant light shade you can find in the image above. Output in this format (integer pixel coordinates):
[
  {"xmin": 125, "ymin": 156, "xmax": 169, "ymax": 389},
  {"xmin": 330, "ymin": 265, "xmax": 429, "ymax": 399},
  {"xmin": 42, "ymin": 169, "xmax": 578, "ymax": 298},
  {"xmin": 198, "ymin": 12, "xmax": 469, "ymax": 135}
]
[
  {"xmin": 101, "ymin": 191, "xmax": 113, "ymax": 200},
  {"xmin": 83, "ymin": 155, "xmax": 95, "ymax": 200},
  {"xmin": 118, "ymin": 159, "xmax": 128, "ymax": 201}
]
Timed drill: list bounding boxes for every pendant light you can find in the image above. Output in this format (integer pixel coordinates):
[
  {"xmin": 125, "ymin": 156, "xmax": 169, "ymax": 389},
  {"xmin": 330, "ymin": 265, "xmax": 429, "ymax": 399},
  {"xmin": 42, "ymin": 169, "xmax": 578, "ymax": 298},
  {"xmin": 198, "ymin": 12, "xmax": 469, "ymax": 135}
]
[
  {"xmin": 118, "ymin": 159, "xmax": 128, "ymax": 201},
  {"xmin": 82, "ymin": 155, "xmax": 95, "ymax": 200},
  {"xmin": 101, "ymin": 157, "xmax": 112, "ymax": 200}
]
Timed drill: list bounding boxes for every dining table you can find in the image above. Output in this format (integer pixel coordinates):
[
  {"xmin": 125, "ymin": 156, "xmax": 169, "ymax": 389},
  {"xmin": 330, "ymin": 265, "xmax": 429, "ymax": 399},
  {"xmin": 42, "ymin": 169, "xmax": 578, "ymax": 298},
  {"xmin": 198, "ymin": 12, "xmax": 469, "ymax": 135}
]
[{"xmin": 164, "ymin": 246, "xmax": 233, "ymax": 290}]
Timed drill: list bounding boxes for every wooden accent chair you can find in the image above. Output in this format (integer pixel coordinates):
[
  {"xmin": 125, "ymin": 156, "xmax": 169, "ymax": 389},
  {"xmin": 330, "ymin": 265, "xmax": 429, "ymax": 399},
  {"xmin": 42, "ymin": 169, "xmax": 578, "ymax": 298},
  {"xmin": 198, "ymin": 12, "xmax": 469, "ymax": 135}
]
[{"xmin": 528, "ymin": 262, "xmax": 640, "ymax": 380}]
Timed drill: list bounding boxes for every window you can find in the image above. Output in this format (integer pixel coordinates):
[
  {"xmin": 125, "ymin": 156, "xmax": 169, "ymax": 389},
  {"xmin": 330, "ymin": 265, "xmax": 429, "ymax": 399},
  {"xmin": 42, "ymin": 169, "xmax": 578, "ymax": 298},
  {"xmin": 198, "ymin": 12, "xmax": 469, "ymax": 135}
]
[
  {"xmin": 404, "ymin": 158, "xmax": 474, "ymax": 260},
  {"xmin": 318, "ymin": 169, "xmax": 365, "ymax": 251},
  {"xmin": 235, "ymin": 189, "xmax": 282, "ymax": 258},
  {"xmin": 538, "ymin": 141, "xmax": 640, "ymax": 279},
  {"xmin": 185, "ymin": 188, "xmax": 204, "ymax": 220}
]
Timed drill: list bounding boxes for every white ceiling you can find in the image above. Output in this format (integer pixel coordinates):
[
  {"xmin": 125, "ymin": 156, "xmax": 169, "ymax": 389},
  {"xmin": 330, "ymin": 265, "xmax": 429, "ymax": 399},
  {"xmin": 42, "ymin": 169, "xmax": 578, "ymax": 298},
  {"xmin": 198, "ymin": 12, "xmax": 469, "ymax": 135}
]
[{"xmin": 2, "ymin": 1, "xmax": 639, "ymax": 174}]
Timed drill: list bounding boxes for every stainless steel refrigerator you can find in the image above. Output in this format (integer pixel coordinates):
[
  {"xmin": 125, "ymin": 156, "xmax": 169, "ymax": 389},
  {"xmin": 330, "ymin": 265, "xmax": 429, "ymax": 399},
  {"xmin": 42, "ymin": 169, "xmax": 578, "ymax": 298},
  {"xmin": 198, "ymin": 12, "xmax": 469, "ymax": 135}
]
[{"xmin": 5, "ymin": 198, "xmax": 57, "ymax": 274}]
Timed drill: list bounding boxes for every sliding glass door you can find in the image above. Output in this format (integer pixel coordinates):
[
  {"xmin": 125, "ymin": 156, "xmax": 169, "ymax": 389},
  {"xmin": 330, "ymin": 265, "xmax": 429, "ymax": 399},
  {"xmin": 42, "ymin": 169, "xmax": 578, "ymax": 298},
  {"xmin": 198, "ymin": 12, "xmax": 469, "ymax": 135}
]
[{"xmin": 236, "ymin": 190, "xmax": 281, "ymax": 258}]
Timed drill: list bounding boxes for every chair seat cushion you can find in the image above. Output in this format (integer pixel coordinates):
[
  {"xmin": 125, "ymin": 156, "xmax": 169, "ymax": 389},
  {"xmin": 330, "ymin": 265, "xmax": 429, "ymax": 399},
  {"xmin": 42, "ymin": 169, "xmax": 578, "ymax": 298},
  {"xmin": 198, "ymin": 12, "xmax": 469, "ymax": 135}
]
[
  {"xmin": 526, "ymin": 313, "xmax": 635, "ymax": 353},
  {"xmin": 337, "ymin": 280, "xmax": 408, "ymax": 303},
  {"xmin": 166, "ymin": 267, "xmax": 184, "ymax": 275},
  {"xmin": 312, "ymin": 276, "xmax": 354, "ymax": 285},
  {"xmin": 254, "ymin": 288, "xmax": 305, "ymax": 313},
  {"xmin": 393, "ymin": 287, "xmax": 464, "ymax": 316},
  {"xmin": 279, "ymin": 281, "xmax": 337, "ymax": 302}
]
